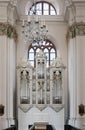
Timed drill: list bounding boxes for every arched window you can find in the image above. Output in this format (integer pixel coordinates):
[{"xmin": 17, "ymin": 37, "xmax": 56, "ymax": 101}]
[
  {"xmin": 28, "ymin": 1, "xmax": 57, "ymax": 15},
  {"xmin": 28, "ymin": 40, "xmax": 57, "ymax": 67}
]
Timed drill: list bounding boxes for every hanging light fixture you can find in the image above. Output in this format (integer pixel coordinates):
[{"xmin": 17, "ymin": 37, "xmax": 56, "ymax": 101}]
[{"xmin": 22, "ymin": 0, "xmax": 48, "ymax": 46}]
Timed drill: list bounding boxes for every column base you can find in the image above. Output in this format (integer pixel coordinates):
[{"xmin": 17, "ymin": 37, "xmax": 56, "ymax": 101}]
[
  {"xmin": 0, "ymin": 117, "xmax": 16, "ymax": 130},
  {"xmin": 68, "ymin": 118, "xmax": 85, "ymax": 129}
]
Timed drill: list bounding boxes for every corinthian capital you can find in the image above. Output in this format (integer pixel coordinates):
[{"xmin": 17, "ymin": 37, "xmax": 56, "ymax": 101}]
[{"xmin": 10, "ymin": 0, "xmax": 17, "ymax": 6}]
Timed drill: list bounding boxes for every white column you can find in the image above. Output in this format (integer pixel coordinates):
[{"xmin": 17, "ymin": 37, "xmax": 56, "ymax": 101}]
[
  {"xmin": 75, "ymin": 36, "xmax": 85, "ymax": 129},
  {"xmin": 68, "ymin": 38, "xmax": 77, "ymax": 126},
  {"xmin": 66, "ymin": 1, "xmax": 85, "ymax": 128},
  {"xmin": 0, "ymin": 36, "xmax": 16, "ymax": 130},
  {"xmin": 0, "ymin": 1, "xmax": 17, "ymax": 129},
  {"xmin": 6, "ymin": 38, "xmax": 16, "ymax": 126},
  {"xmin": 68, "ymin": 36, "xmax": 85, "ymax": 129},
  {"xmin": 0, "ymin": 36, "xmax": 9, "ymax": 129}
]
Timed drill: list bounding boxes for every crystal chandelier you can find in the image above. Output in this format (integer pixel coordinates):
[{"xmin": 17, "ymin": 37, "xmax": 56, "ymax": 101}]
[{"xmin": 22, "ymin": 1, "xmax": 48, "ymax": 46}]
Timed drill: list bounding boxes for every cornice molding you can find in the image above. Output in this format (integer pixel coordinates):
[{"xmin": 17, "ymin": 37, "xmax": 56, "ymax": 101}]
[{"xmin": 20, "ymin": 15, "xmax": 65, "ymax": 22}]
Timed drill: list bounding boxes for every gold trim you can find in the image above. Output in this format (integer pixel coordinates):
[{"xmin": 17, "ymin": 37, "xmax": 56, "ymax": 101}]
[
  {"xmin": 0, "ymin": 22, "xmax": 18, "ymax": 41},
  {"xmin": 66, "ymin": 22, "xmax": 85, "ymax": 41}
]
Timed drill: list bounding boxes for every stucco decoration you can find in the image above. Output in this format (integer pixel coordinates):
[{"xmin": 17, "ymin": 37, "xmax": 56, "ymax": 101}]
[
  {"xmin": 0, "ymin": 23, "xmax": 18, "ymax": 41},
  {"xmin": 67, "ymin": 22, "xmax": 85, "ymax": 41}
]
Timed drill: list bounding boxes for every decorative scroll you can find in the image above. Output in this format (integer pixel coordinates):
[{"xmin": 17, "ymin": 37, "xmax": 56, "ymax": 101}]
[
  {"xmin": 0, "ymin": 22, "xmax": 17, "ymax": 41},
  {"xmin": 66, "ymin": 22, "xmax": 85, "ymax": 41}
]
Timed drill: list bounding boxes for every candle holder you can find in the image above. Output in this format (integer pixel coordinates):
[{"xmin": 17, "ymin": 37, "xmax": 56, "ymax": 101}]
[
  {"xmin": 79, "ymin": 104, "xmax": 85, "ymax": 116},
  {"xmin": 0, "ymin": 104, "xmax": 4, "ymax": 116}
]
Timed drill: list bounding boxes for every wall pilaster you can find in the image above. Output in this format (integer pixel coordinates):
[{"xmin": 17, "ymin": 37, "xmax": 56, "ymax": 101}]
[
  {"xmin": 66, "ymin": 1, "xmax": 85, "ymax": 129},
  {"xmin": 0, "ymin": 1, "xmax": 18, "ymax": 129}
]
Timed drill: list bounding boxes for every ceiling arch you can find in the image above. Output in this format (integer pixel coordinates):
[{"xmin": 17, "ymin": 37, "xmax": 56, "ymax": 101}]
[{"xmin": 17, "ymin": 0, "xmax": 65, "ymax": 16}]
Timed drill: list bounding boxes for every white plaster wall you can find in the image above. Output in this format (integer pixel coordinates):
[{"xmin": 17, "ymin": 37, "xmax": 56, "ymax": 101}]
[
  {"xmin": 17, "ymin": 21, "xmax": 67, "ymax": 66},
  {"xmin": 18, "ymin": 107, "xmax": 64, "ymax": 130}
]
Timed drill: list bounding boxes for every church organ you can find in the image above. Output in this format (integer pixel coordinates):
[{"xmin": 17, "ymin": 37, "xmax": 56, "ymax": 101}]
[{"xmin": 17, "ymin": 50, "xmax": 65, "ymax": 112}]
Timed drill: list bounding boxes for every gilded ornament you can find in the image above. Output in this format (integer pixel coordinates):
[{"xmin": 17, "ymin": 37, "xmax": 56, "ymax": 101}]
[
  {"xmin": 0, "ymin": 22, "xmax": 17, "ymax": 41},
  {"xmin": 66, "ymin": 22, "xmax": 85, "ymax": 41}
]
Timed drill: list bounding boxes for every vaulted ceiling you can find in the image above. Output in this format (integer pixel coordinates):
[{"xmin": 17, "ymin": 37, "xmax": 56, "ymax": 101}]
[
  {"xmin": 15, "ymin": 0, "xmax": 85, "ymax": 19},
  {"xmin": 16, "ymin": 0, "xmax": 65, "ymax": 16}
]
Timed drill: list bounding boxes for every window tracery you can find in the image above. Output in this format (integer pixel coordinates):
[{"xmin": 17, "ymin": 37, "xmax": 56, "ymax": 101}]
[
  {"xmin": 28, "ymin": 39, "xmax": 57, "ymax": 67},
  {"xmin": 28, "ymin": 1, "xmax": 57, "ymax": 15}
]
